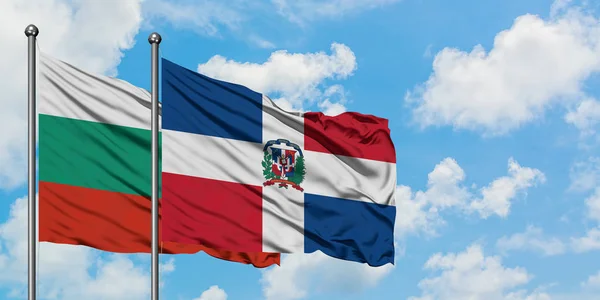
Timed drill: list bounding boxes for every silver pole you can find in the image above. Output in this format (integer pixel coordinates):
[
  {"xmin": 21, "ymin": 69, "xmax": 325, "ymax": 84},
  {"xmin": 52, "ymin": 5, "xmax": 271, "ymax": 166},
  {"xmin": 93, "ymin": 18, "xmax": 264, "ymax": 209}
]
[
  {"xmin": 25, "ymin": 24, "xmax": 39, "ymax": 300},
  {"xmin": 148, "ymin": 32, "xmax": 162, "ymax": 300}
]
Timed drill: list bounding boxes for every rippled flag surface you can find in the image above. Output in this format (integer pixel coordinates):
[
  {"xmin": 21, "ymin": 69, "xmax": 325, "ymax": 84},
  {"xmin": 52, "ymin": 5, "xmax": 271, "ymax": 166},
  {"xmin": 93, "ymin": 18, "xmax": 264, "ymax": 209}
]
[{"xmin": 161, "ymin": 58, "xmax": 397, "ymax": 266}]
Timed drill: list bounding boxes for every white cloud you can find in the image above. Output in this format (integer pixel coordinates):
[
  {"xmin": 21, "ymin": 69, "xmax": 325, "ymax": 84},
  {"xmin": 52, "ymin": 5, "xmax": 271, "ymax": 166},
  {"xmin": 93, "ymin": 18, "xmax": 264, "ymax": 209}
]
[
  {"xmin": 316, "ymin": 85, "xmax": 348, "ymax": 116},
  {"xmin": 469, "ymin": 158, "xmax": 546, "ymax": 218},
  {"xmin": 0, "ymin": 0, "xmax": 144, "ymax": 190},
  {"xmin": 395, "ymin": 157, "xmax": 545, "ymax": 238},
  {"xmin": 565, "ymin": 98, "xmax": 600, "ymax": 137},
  {"xmin": 317, "ymin": 99, "xmax": 347, "ymax": 116},
  {"xmin": 142, "ymin": 0, "xmax": 403, "ymax": 47},
  {"xmin": 550, "ymin": 0, "xmax": 574, "ymax": 17},
  {"xmin": 260, "ymin": 252, "xmax": 393, "ymax": 300},
  {"xmin": 394, "ymin": 158, "xmax": 469, "ymax": 237},
  {"xmin": 405, "ymin": 3, "xmax": 600, "ymax": 135},
  {"xmin": 143, "ymin": 0, "xmax": 400, "ymax": 46},
  {"xmin": 585, "ymin": 188, "xmax": 600, "ymax": 222},
  {"xmin": 409, "ymin": 244, "xmax": 550, "ymax": 300},
  {"xmin": 160, "ymin": 257, "xmax": 176, "ymax": 273},
  {"xmin": 247, "ymin": 34, "xmax": 277, "ymax": 49},
  {"xmin": 496, "ymin": 225, "xmax": 566, "ymax": 256},
  {"xmin": 0, "ymin": 196, "xmax": 174, "ymax": 299},
  {"xmin": 143, "ymin": 0, "xmax": 244, "ymax": 36},
  {"xmin": 271, "ymin": 0, "xmax": 401, "ymax": 25},
  {"xmin": 423, "ymin": 44, "xmax": 434, "ymax": 58},
  {"xmin": 197, "ymin": 43, "xmax": 356, "ymax": 112},
  {"xmin": 571, "ymin": 228, "xmax": 600, "ymax": 253},
  {"xmin": 582, "ymin": 271, "xmax": 600, "ymax": 290},
  {"xmin": 504, "ymin": 290, "xmax": 553, "ymax": 300},
  {"xmin": 194, "ymin": 285, "xmax": 228, "ymax": 300},
  {"xmin": 142, "ymin": 0, "xmax": 279, "ymax": 48},
  {"xmin": 570, "ymin": 187, "xmax": 600, "ymax": 253},
  {"xmin": 569, "ymin": 157, "xmax": 600, "ymax": 192},
  {"xmin": 394, "ymin": 185, "xmax": 441, "ymax": 238}
]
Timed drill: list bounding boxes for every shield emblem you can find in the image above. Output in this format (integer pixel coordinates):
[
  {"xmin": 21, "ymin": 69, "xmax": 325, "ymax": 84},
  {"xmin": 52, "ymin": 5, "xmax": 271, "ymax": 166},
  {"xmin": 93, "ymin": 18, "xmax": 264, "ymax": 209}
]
[
  {"xmin": 271, "ymin": 148, "xmax": 296, "ymax": 178},
  {"xmin": 262, "ymin": 138, "xmax": 305, "ymax": 192}
]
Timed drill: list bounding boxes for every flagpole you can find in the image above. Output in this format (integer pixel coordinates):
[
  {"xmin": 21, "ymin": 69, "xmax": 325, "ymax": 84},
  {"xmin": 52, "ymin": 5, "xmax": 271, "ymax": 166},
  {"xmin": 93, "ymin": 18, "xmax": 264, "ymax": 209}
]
[
  {"xmin": 149, "ymin": 32, "xmax": 162, "ymax": 300},
  {"xmin": 25, "ymin": 24, "xmax": 39, "ymax": 300}
]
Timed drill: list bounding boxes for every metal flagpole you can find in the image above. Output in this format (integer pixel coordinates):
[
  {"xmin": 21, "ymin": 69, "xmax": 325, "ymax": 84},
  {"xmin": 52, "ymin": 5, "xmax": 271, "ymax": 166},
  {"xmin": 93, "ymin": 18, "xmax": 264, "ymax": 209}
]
[
  {"xmin": 148, "ymin": 32, "xmax": 162, "ymax": 300},
  {"xmin": 25, "ymin": 24, "xmax": 39, "ymax": 300}
]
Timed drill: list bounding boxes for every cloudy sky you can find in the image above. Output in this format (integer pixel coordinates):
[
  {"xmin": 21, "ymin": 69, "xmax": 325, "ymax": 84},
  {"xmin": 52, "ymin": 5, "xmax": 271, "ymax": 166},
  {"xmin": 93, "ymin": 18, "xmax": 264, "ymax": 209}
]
[{"xmin": 1, "ymin": 0, "xmax": 600, "ymax": 299}]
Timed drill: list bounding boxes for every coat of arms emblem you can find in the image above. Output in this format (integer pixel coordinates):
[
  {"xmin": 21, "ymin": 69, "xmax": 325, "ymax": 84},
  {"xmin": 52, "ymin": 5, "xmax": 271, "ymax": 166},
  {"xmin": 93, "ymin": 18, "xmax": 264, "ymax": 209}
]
[{"xmin": 262, "ymin": 139, "xmax": 305, "ymax": 192}]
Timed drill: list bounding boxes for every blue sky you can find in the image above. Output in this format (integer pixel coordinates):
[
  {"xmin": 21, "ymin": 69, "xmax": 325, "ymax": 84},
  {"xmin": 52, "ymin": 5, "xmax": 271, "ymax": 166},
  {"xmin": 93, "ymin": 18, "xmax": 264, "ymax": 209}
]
[{"xmin": 1, "ymin": 0, "xmax": 600, "ymax": 299}]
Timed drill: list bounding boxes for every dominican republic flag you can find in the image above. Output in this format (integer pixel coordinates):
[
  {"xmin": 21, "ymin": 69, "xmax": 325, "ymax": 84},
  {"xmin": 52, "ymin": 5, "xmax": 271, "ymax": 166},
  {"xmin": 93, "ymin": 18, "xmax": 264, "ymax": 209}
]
[{"xmin": 160, "ymin": 58, "xmax": 397, "ymax": 266}]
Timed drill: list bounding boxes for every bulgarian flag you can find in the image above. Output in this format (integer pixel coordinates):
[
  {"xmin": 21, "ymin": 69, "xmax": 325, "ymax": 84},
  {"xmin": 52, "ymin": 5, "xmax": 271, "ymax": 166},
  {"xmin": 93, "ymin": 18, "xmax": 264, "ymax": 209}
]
[{"xmin": 37, "ymin": 52, "xmax": 279, "ymax": 267}]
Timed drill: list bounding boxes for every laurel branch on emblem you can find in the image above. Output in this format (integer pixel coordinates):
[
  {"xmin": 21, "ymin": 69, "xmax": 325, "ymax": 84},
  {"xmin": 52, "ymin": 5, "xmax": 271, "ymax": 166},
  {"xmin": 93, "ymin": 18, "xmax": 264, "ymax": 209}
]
[{"xmin": 262, "ymin": 139, "xmax": 305, "ymax": 192}]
